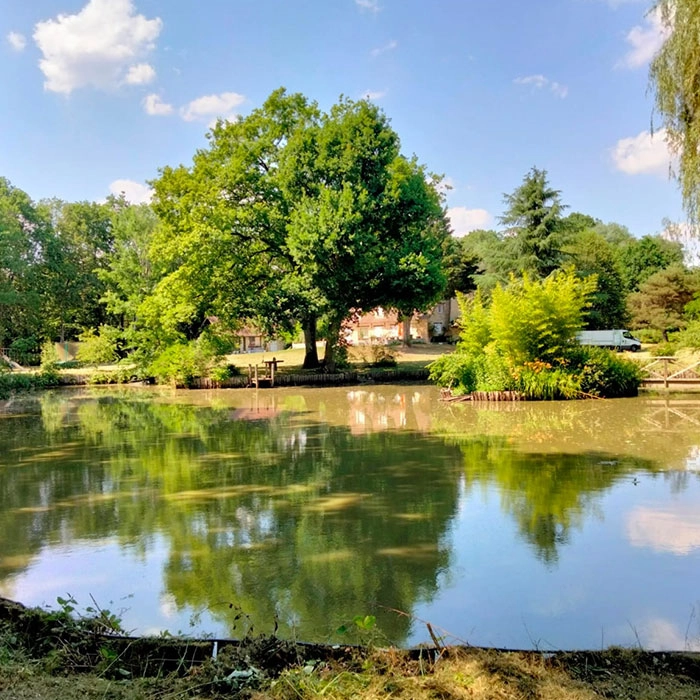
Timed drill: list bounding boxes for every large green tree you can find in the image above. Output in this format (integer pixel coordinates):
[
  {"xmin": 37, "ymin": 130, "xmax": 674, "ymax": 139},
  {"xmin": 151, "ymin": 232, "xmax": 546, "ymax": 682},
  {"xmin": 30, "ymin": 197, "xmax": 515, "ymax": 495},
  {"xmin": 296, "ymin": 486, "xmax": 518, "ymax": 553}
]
[
  {"xmin": 41, "ymin": 199, "xmax": 114, "ymax": 342},
  {"xmin": 615, "ymin": 234, "xmax": 684, "ymax": 293},
  {"xmin": 499, "ymin": 167, "xmax": 567, "ymax": 278},
  {"xmin": 567, "ymin": 230, "xmax": 627, "ymax": 329},
  {"xmin": 0, "ymin": 178, "xmax": 56, "ymax": 349},
  {"xmin": 649, "ymin": 0, "xmax": 700, "ymax": 222},
  {"xmin": 628, "ymin": 264, "xmax": 700, "ymax": 339},
  {"xmin": 149, "ymin": 89, "xmax": 449, "ymax": 370}
]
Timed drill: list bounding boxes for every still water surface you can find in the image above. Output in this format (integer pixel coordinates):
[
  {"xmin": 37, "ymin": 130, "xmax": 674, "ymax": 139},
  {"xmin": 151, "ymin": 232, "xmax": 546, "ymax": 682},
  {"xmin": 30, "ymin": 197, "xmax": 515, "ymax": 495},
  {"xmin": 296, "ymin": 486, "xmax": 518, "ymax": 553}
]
[{"xmin": 0, "ymin": 386, "xmax": 699, "ymax": 650}]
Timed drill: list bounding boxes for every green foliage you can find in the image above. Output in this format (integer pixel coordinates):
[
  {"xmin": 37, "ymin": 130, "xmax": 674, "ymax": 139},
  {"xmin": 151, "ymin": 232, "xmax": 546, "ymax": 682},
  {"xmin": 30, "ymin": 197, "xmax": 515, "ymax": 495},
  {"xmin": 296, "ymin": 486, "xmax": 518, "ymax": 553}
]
[
  {"xmin": 208, "ymin": 364, "xmax": 241, "ymax": 382},
  {"xmin": 617, "ymin": 235, "xmax": 684, "ymax": 293},
  {"xmin": 359, "ymin": 342, "xmax": 398, "ymax": 368},
  {"xmin": 148, "ymin": 340, "xmax": 213, "ymax": 387},
  {"xmin": 430, "ymin": 271, "xmax": 640, "ymax": 399},
  {"xmin": 456, "ymin": 289, "xmax": 491, "ymax": 356},
  {"xmin": 0, "ymin": 369, "xmax": 60, "ymax": 399},
  {"xmin": 675, "ymin": 320, "xmax": 700, "ymax": 349},
  {"xmin": 86, "ymin": 366, "xmax": 142, "ymax": 385},
  {"xmin": 574, "ymin": 346, "xmax": 642, "ymax": 398},
  {"xmin": 512, "ymin": 363, "xmax": 581, "ymax": 400},
  {"xmin": 499, "ymin": 167, "xmax": 567, "ymax": 277},
  {"xmin": 651, "ymin": 341, "xmax": 679, "ymax": 357},
  {"xmin": 650, "ymin": 0, "xmax": 700, "ymax": 223},
  {"xmin": 77, "ymin": 325, "xmax": 120, "ymax": 367},
  {"xmin": 567, "ymin": 230, "xmax": 627, "ymax": 329},
  {"xmin": 627, "ymin": 264, "xmax": 700, "ymax": 340},
  {"xmin": 149, "ymin": 88, "xmax": 449, "ymax": 372},
  {"xmin": 428, "ymin": 351, "xmax": 478, "ymax": 395},
  {"xmin": 488, "ymin": 269, "xmax": 596, "ymax": 366},
  {"xmin": 633, "ymin": 327, "xmax": 663, "ymax": 344},
  {"xmin": 40, "ymin": 340, "xmax": 60, "ymax": 370}
]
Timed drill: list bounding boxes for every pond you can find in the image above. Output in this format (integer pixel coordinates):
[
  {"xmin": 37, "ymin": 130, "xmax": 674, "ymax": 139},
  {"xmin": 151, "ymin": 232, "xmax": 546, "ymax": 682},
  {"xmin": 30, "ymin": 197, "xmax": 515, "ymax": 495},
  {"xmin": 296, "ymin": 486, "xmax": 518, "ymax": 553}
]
[{"xmin": 0, "ymin": 386, "xmax": 699, "ymax": 650}]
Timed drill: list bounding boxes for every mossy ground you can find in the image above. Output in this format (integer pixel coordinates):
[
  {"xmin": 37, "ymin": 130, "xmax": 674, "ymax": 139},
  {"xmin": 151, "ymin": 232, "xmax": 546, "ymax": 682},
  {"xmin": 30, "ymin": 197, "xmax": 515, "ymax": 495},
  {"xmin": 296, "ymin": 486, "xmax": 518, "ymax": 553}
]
[{"xmin": 1, "ymin": 598, "xmax": 699, "ymax": 699}]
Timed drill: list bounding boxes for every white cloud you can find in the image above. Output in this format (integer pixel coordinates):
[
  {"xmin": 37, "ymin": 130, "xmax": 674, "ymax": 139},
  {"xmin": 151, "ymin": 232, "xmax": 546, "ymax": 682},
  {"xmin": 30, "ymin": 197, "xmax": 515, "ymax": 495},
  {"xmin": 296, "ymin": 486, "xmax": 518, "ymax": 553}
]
[
  {"xmin": 125, "ymin": 62, "xmax": 156, "ymax": 85},
  {"xmin": 514, "ymin": 74, "xmax": 568, "ymax": 99},
  {"xmin": 627, "ymin": 504, "xmax": 700, "ymax": 555},
  {"xmin": 370, "ymin": 40, "xmax": 397, "ymax": 57},
  {"xmin": 356, "ymin": 0, "xmax": 380, "ymax": 11},
  {"xmin": 33, "ymin": 0, "xmax": 162, "ymax": 94},
  {"xmin": 612, "ymin": 128, "xmax": 673, "ymax": 176},
  {"xmin": 448, "ymin": 207, "xmax": 493, "ymax": 237},
  {"xmin": 143, "ymin": 93, "xmax": 173, "ymax": 116},
  {"xmin": 180, "ymin": 91, "xmax": 246, "ymax": 123},
  {"xmin": 363, "ymin": 90, "xmax": 386, "ymax": 101},
  {"xmin": 7, "ymin": 31, "xmax": 27, "ymax": 52},
  {"xmin": 108, "ymin": 179, "xmax": 153, "ymax": 204},
  {"xmin": 619, "ymin": 7, "xmax": 671, "ymax": 69}
]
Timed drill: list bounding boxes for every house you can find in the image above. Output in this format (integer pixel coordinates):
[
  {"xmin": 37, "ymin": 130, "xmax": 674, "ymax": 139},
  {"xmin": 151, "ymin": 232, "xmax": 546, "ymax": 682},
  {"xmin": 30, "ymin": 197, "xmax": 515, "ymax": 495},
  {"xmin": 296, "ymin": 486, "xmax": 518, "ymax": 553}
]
[
  {"xmin": 234, "ymin": 325, "xmax": 286, "ymax": 353},
  {"xmin": 347, "ymin": 299, "xmax": 462, "ymax": 345}
]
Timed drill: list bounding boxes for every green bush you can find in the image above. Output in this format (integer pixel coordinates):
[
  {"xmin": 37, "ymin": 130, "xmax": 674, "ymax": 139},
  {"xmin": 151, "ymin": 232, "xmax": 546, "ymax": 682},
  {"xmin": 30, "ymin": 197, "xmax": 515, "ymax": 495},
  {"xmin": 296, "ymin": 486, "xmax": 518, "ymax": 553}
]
[
  {"xmin": 651, "ymin": 342, "xmax": 678, "ymax": 357},
  {"xmin": 40, "ymin": 341, "xmax": 60, "ymax": 370},
  {"xmin": 674, "ymin": 320, "xmax": 700, "ymax": 350},
  {"xmin": 148, "ymin": 342, "xmax": 210, "ymax": 387},
  {"xmin": 77, "ymin": 326, "xmax": 120, "ymax": 367},
  {"xmin": 633, "ymin": 328, "xmax": 663, "ymax": 344},
  {"xmin": 0, "ymin": 369, "xmax": 60, "ymax": 399},
  {"xmin": 428, "ymin": 352, "xmax": 477, "ymax": 395},
  {"xmin": 575, "ymin": 346, "xmax": 642, "ymax": 398},
  {"xmin": 513, "ymin": 364, "xmax": 582, "ymax": 400},
  {"xmin": 208, "ymin": 364, "xmax": 240, "ymax": 382}
]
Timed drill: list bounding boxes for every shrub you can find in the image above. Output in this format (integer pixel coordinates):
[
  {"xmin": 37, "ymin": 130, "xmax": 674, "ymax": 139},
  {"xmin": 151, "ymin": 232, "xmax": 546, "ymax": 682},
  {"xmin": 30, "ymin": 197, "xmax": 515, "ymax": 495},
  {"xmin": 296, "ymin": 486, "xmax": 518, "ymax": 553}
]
[
  {"xmin": 428, "ymin": 352, "xmax": 477, "ymax": 395},
  {"xmin": 633, "ymin": 328, "xmax": 663, "ymax": 344},
  {"xmin": 40, "ymin": 341, "xmax": 60, "ymax": 370},
  {"xmin": 368, "ymin": 342, "xmax": 398, "ymax": 368},
  {"xmin": 651, "ymin": 341, "xmax": 678, "ymax": 357},
  {"xmin": 513, "ymin": 364, "xmax": 582, "ymax": 400},
  {"xmin": 0, "ymin": 369, "xmax": 60, "ymax": 399},
  {"xmin": 77, "ymin": 326, "xmax": 120, "ymax": 367},
  {"xmin": 148, "ymin": 342, "xmax": 210, "ymax": 387},
  {"xmin": 674, "ymin": 321, "xmax": 700, "ymax": 350},
  {"xmin": 576, "ymin": 346, "xmax": 642, "ymax": 398},
  {"xmin": 208, "ymin": 364, "xmax": 240, "ymax": 382}
]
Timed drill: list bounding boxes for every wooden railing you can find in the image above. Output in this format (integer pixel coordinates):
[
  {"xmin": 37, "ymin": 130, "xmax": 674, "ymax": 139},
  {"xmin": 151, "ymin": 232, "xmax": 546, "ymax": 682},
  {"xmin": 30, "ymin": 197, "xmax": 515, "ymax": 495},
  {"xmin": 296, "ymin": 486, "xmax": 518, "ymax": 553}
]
[{"xmin": 641, "ymin": 357, "xmax": 700, "ymax": 387}]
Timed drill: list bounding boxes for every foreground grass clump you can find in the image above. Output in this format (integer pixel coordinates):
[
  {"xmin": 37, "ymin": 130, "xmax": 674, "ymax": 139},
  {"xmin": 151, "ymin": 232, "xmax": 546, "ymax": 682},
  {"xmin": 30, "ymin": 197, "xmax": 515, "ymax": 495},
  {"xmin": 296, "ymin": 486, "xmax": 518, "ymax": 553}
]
[
  {"xmin": 430, "ymin": 271, "xmax": 642, "ymax": 399},
  {"xmin": 1, "ymin": 597, "xmax": 700, "ymax": 699}
]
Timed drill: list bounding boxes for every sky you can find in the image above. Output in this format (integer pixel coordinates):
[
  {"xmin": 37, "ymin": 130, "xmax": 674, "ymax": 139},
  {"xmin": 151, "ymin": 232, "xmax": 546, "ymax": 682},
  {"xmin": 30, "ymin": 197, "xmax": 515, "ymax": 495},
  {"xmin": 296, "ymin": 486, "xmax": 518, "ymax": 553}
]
[{"xmin": 0, "ymin": 0, "xmax": 684, "ymax": 239}]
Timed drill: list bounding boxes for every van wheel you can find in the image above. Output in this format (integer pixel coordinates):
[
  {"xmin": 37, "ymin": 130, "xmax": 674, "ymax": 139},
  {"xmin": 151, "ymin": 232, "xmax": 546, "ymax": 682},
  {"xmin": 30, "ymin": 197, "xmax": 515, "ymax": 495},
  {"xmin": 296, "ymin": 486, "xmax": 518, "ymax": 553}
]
[
  {"xmin": 631, "ymin": 345, "xmax": 640, "ymax": 352},
  {"xmin": 614, "ymin": 346, "xmax": 621, "ymax": 352}
]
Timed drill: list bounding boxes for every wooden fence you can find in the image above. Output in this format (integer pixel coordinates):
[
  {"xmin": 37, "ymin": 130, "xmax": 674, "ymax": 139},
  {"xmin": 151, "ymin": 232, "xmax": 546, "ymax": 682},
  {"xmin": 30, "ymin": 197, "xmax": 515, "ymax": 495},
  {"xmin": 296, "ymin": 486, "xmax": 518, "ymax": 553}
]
[
  {"xmin": 641, "ymin": 357, "xmax": 700, "ymax": 388},
  {"xmin": 191, "ymin": 367, "xmax": 429, "ymax": 389}
]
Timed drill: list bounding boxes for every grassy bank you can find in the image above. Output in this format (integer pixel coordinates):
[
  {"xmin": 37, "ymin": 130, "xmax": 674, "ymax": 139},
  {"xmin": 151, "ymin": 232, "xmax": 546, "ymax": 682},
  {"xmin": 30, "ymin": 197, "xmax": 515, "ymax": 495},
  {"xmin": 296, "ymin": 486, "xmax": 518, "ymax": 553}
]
[{"xmin": 1, "ymin": 598, "xmax": 699, "ymax": 699}]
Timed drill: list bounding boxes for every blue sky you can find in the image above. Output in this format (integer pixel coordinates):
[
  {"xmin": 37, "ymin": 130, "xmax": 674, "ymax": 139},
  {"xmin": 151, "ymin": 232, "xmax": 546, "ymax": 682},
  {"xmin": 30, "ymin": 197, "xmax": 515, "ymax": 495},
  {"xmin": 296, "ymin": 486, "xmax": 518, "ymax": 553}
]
[{"xmin": 0, "ymin": 0, "xmax": 682, "ymax": 239}]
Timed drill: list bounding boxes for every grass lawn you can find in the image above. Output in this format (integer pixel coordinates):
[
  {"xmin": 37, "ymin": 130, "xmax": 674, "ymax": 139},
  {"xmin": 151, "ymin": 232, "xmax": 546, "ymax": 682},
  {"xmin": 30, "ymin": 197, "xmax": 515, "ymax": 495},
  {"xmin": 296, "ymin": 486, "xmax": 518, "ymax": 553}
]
[{"xmin": 226, "ymin": 342, "xmax": 454, "ymax": 374}]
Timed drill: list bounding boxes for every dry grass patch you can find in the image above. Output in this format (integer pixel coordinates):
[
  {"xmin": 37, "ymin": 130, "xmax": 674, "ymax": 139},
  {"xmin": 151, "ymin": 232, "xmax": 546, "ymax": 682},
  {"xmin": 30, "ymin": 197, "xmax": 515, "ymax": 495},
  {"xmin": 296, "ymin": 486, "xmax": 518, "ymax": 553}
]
[{"xmin": 258, "ymin": 648, "xmax": 598, "ymax": 700}]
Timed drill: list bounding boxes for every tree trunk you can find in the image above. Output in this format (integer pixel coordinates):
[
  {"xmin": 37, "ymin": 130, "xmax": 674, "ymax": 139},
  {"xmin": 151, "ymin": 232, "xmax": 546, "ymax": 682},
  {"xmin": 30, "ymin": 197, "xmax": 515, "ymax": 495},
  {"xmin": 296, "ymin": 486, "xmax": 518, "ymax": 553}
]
[
  {"xmin": 323, "ymin": 317, "xmax": 343, "ymax": 373},
  {"xmin": 402, "ymin": 316, "xmax": 412, "ymax": 347},
  {"xmin": 302, "ymin": 315, "xmax": 320, "ymax": 369}
]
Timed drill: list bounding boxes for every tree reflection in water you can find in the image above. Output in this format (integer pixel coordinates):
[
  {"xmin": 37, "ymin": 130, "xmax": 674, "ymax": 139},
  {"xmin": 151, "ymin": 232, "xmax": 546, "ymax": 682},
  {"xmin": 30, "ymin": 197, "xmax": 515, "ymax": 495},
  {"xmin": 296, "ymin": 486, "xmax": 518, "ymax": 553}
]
[{"xmin": 0, "ymin": 389, "xmax": 697, "ymax": 643}]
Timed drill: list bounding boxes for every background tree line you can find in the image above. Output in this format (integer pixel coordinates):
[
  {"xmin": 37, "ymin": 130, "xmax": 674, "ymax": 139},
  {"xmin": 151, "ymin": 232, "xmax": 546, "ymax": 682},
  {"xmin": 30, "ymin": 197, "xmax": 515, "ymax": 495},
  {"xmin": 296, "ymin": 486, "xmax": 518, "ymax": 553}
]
[{"xmin": 2, "ymin": 90, "xmax": 700, "ymax": 381}]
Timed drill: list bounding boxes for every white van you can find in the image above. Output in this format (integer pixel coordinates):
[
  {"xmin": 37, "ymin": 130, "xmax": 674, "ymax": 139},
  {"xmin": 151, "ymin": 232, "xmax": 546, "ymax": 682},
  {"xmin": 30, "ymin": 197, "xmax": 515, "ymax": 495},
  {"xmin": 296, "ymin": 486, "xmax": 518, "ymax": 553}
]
[{"xmin": 577, "ymin": 329, "xmax": 641, "ymax": 352}]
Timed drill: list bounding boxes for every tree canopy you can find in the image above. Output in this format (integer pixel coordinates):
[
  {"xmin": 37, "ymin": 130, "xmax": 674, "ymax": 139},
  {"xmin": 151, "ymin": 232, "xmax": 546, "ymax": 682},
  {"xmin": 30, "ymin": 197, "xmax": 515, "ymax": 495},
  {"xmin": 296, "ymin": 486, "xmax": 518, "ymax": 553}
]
[
  {"xmin": 650, "ymin": 0, "xmax": 700, "ymax": 222},
  {"xmin": 499, "ymin": 167, "xmax": 567, "ymax": 278},
  {"xmin": 149, "ymin": 88, "xmax": 449, "ymax": 369}
]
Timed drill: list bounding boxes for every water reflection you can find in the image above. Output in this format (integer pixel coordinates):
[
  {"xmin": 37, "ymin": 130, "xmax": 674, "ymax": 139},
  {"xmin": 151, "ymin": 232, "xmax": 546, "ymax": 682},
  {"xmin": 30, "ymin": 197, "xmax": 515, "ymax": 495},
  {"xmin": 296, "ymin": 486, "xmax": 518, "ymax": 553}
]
[{"xmin": 0, "ymin": 388, "xmax": 699, "ymax": 648}]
